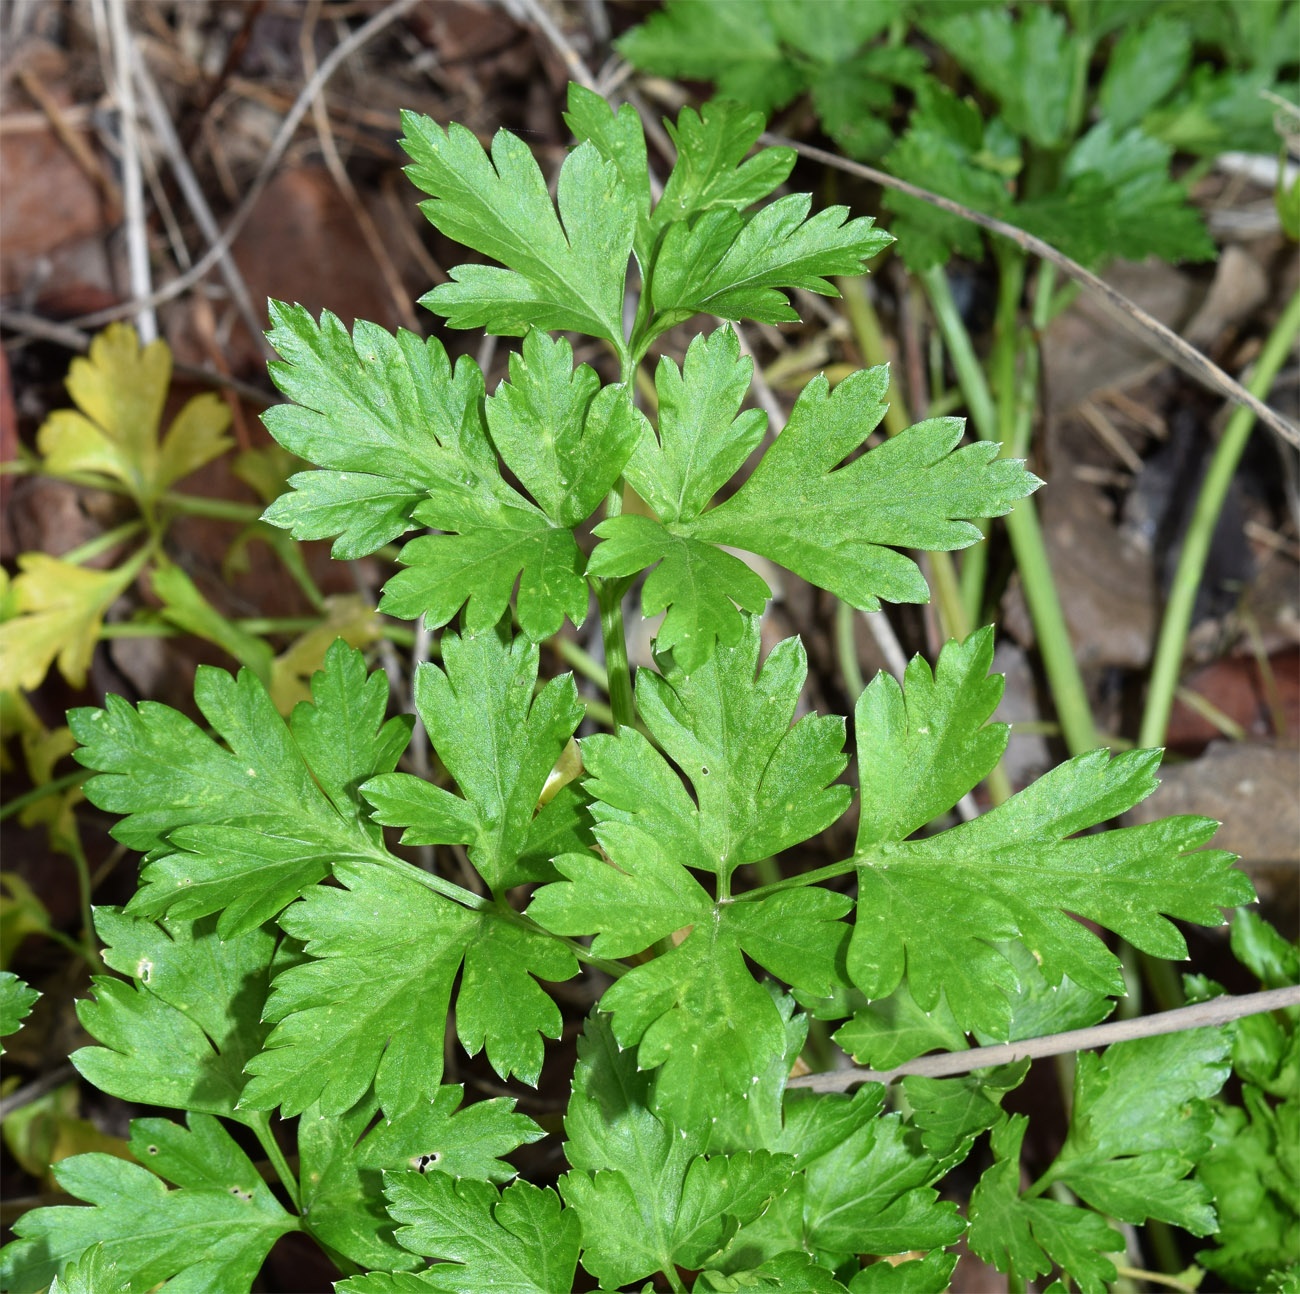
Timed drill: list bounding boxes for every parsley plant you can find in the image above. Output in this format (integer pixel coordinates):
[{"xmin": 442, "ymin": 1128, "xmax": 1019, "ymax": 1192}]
[{"xmin": 0, "ymin": 86, "xmax": 1263, "ymax": 1294}]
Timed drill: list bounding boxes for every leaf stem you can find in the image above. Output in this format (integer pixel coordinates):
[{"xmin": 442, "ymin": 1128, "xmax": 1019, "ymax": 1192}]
[
  {"xmin": 835, "ymin": 599, "xmax": 865, "ymax": 701},
  {"xmin": 249, "ymin": 1113, "xmax": 301, "ymax": 1211},
  {"xmin": 596, "ymin": 575, "xmax": 636, "ymax": 731},
  {"xmin": 836, "ymin": 275, "xmax": 971, "ymax": 647},
  {"xmin": 58, "ymin": 520, "xmax": 146, "ymax": 566},
  {"xmin": 958, "ymin": 245, "xmax": 1026, "ymax": 628},
  {"xmin": 500, "ymin": 906, "xmax": 629, "ymax": 980},
  {"xmin": 369, "ymin": 849, "xmax": 493, "ymax": 912},
  {"xmin": 0, "ymin": 770, "xmax": 92, "ymax": 821},
  {"xmin": 548, "ymin": 634, "xmax": 609, "ymax": 693},
  {"xmin": 1139, "ymin": 286, "xmax": 1300, "ymax": 749},
  {"xmin": 1113, "ymin": 1265, "xmax": 1201, "ymax": 1293},
  {"xmin": 732, "ymin": 857, "xmax": 861, "ymax": 903},
  {"xmin": 63, "ymin": 831, "xmax": 104, "ymax": 973},
  {"xmin": 923, "ymin": 264, "xmax": 1099, "ymax": 756}
]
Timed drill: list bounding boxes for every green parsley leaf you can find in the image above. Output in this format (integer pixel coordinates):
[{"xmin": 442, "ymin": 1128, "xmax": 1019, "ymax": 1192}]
[
  {"xmin": 72, "ymin": 643, "xmax": 405, "ymax": 937},
  {"xmin": 1018, "ymin": 123, "xmax": 1216, "ymax": 267},
  {"xmin": 402, "ymin": 111, "xmax": 635, "ymax": 348},
  {"xmin": 690, "ymin": 373, "xmax": 1038, "ymax": 612},
  {"xmin": 566, "ymin": 91, "xmax": 795, "ymax": 272},
  {"xmin": 831, "ymin": 979, "xmax": 968, "ymax": 1071},
  {"xmin": 0, "ymin": 971, "xmax": 39, "ymax": 1051},
  {"xmin": 242, "ymin": 861, "xmax": 575, "ymax": 1119},
  {"xmin": 847, "ymin": 638, "xmax": 1253, "ymax": 1035},
  {"xmin": 615, "ymin": 0, "xmax": 806, "ymax": 115},
  {"xmin": 617, "ymin": 0, "xmax": 912, "ymax": 160},
  {"xmin": 1197, "ymin": 1089, "xmax": 1300, "ymax": 1288},
  {"xmin": 590, "ymin": 516, "xmax": 771, "ymax": 671},
  {"xmin": 580, "ymin": 619, "xmax": 849, "ymax": 882},
  {"xmin": 811, "ymin": 45, "xmax": 928, "ymax": 161},
  {"xmin": 712, "ymin": 1084, "xmax": 965, "ymax": 1271},
  {"xmin": 73, "ymin": 911, "xmax": 274, "ymax": 1121},
  {"xmin": 847, "ymin": 1249, "xmax": 958, "ymax": 1292},
  {"xmin": 48, "ymin": 1246, "xmax": 128, "ymax": 1294},
  {"xmin": 903, "ymin": 1061, "xmax": 1030, "ymax": 1159},
  {"xmin": 882, "ymin": 85, "xmax": 1018, "ymax": 273},
  {"xmin": 529, "ymin": 626, "xmax": 850, "ymax": 1122},
  {"xmin": 833, "ymin": 938, "xmax": 1113, "ymax": 1071},
  {"xmin": 598, "ymin": 370, "xmax": 1038, "ymax": 671},
  {"xmin": 534, "ymin": 820, "xmax": 849, "ymax": 1126},
  {"xmin": 260, "ymin": 302, "xmax": 487, "ymax": 558},
  {"xmin": 969, "ymin": 1116, "xmax": 1123, "ymax": 1294},
  {"xmin": 263, "ymin": 313, "xmax": 605, "ymax": 641},
  {"xmin": 974, "ymin": 940, "xmax": 1115, "ymax": 1045},
  {"xmin": 921, "ymin": 4, "xmax": 1080, "ymax": 149},
  {"xmin": 297, "ymin": 1087, "xmax": 543, "ymax": 1271},
  {"xmin": 362, "ymin": 626, "xmax": 584, "ymax": 892},
  {"xmin": 1097, "ymin": 16, "xmax": 1193, "ymax": 133},
  {"xmin": 289, "ymin": 638, "xmax": 414, "ymax": 841},
  {"xmin": 0, "ymin": 1115, "xmax": 296, "ymax": 1294},
  {"xmin": 855, "ymin": 627, "xmax": 1007, "ymax": 850},
  {"xmin": 484, "ymin": 330, "xmax": 642, "ymax": 530},
  {"xmin": 560, "ymin": 1015, "xmax": 795, "ymax": 1288},
  {"xmin": 621, "ymin": 326, "xmax": 767, "ymax": 527},
  {"xmin": 643, "ymin": 195, "xmax": 892, "ymax": 345},
  {"xmin": 378, "ymin": 331, "xmax": 641, "ymax": 640},
  {"xmin": 338, "ymin": 1175, "xmax": 580, "ymax": 1294},
  {"xmin": 1146, "ymin": 65, "xmax": 1289, "ymax": 157},
  {"xmin": 1043, "ymin": 1027, "xmax": 1231, "ymax": 1233},
  {"xmin": 655, "ymin": 99, "xmax": 796, "ymax": 231}
]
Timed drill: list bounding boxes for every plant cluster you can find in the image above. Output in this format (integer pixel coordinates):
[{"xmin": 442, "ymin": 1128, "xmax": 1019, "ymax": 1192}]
[{"xmin": 1, "ymin": 81, "xmax": 1293, "ymax": 1294}]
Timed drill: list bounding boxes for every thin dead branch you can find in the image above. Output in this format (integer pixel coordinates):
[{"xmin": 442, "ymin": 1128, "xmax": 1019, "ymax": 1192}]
[
  {"xmin": 763, "ymin": 132, "xmax": 1300, "ymax": 451},
  {"xmin": 788, "ymin": 986, "xmax": 1300, "ymax": 1091}
]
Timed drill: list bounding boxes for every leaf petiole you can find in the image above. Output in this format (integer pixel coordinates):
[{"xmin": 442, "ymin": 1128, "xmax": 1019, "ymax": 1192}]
[{"xmin": 249, "ymin": 1112, "xmax": 301, "ymax": 1212}]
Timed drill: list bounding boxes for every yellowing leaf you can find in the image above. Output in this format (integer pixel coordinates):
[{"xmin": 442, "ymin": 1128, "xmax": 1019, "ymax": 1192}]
[
  {"xmin": 269, "ymin": 594, "xmax": 384, "ymax": 712},
  {"xmin": 36, "ymin": 323, "xmax": 231, "ymax": 506},
  {"xmin": 0, "ymin": 554, "xmax": 139, "ymax": 691},
  {"xmin": 156, "ymin": 392, "xmax": 236, "ymax": 491},
  {"xmin": 1, "ymin": 1082, "xmax": 134, "ymax": 1188}
]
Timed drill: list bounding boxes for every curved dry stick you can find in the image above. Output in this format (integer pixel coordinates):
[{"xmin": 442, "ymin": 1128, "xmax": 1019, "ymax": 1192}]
[
  {"xmin": 763, "ymin": 133, "xmax": 1300, "ymax": 451},
  {"xmin": 787, "ymin": 985, "xmax": 1300, "ymax": 1092}
]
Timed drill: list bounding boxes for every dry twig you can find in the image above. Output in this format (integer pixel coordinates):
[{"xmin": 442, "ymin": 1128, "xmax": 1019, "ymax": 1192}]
[
  {"xmin": 763, "ymin": 133, "xmax": 1300, "ymax": 451},
  {"xmin": 788, "ymin": 986, "xmax": 1300, "ymax": 1091}
]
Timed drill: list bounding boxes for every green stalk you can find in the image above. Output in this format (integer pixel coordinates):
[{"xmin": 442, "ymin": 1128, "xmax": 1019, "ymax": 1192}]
[
  {"xmin": 835, "ymin": 599, "xmax": 865, "ymax": 701},
  {"xmin": 661, "ymin": 1265, "xmax": 687, "ymax": 1294},
  {"xmin": 837, "ymin": 276, "xmax": 968, "ymax": 641},
  {"xmin": 839, "ymin": 274, "xmax": 1013, "ymax": 802},
  {"xmin": 734, "ymin": 856, "xmax": 861, "ymax": 902},
  {"xmin": 838, "ymin": 276, "xmax": 910, "ymax": 438},
  {"xmin": 596, "ymin": 575, "xmax": 635, "ymax": 731},
  {"xmin": 158, "ymin": 491, "xmax": 262, "ymax": 522},
  {"xmin": 0, "ymin": 770, "xmax": 91, "ymax": 821},
  {"xmin": 99, "ymin": 616, "xmax": 323, "ymax": 639},
  {"xmin": 250, "ymin": 1114, "xmax": 301, "ymax": 1211},
  {"xmin": 550, "ymin": 636, "xmax": 609, "ymax": 693},
  {"xmin": 1139, "ymin": 287, "xmax": 1300, "ymax": 749},
  {"xmin": 63, "ymin": 832, "xmax": 104, "ymax": 973},
  {"xmin": 923, "ymin": 265, "xmax": 1099, "ymax": 756},
  {"xmin": 959, "ymin": 247, "xmax": 1027, "ymax": 628},
  {"xmin": 59, "ymin": 520, "xmax": 146, "ymax": 566}
]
